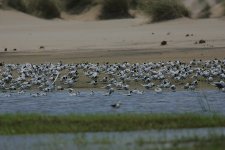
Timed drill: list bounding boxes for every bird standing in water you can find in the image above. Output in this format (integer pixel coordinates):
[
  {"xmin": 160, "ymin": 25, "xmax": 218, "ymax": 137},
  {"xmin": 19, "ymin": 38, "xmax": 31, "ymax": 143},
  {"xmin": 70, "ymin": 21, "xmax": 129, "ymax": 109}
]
[{"xmin": 111, "ymin": 101, "xmax": 121, "ymax": 108}]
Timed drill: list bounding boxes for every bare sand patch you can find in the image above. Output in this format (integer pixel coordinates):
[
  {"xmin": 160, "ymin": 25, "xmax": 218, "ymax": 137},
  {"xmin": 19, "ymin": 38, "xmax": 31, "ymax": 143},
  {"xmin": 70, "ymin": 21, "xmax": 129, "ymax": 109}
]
[{"xmin": 0, "ymin": 9, "xmax": 225, "ymax": 63}]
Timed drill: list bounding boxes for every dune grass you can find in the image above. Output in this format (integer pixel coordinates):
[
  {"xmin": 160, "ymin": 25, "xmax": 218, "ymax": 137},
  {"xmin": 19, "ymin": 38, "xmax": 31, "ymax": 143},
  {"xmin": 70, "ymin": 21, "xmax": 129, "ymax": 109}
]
[
  {"xmin": 3, "ymin": 0, "xmax": 60, "ymax": 19},
  {"xmin": 99, "ymin": 0, "xmax": 131, "ymax": 19},
  {"xmin": 1, "ymin": 0, "xmax": 224, "ymax": 20},
  {"xmin": 3, "ymin": 0, "xmax": 27, "ymax": 12},
  {"xmin": 2, "ymin": 0, "xmax": 191, "ymax": 21},
  {"xmin": 129, "ymin": 0, "xmax": 138, "ymax": 9},
  {"xmin": 62, "ymin": 0, "xmax": 98, "ymax": 14},
  {"xmin": 139, "ymin": 0, "xmax": 190, "ymax": 22},
  {"xmin": 198, "ymin": 3, "xmax": 211, "ymax": 18},
  {"xmin": 223, "ymin": 1, "xmax": 225, "ymax": 15},
  {"xmin": 0, "ymin": 113, "xmax": 225, "ymax": 135}
]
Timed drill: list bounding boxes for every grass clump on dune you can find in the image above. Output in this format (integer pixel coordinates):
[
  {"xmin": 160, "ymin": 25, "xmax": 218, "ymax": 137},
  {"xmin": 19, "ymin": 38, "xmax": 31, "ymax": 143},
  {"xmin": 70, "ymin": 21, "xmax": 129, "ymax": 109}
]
[
  {"xmin": 63, "ymin": 0, "xmax": 97, "ymax": 14},
  {"xmin": 223, "ymin": 1, "xmax": 225, "ymax": 15},
  {"xmin": 139, "ymin": 0, "xmax": 190, "ymax": 22},
  {"xmin": 3, "ymin": 0, "xmax": 26, "ymax": 11},
  {"xmin": 25, "ymin": 0, "xmax": 60, "ymax": 19},
  {"xmin": 129, "ymin": 0, "xmax": 138, "ymax": 9},
  {"xmin": 4, "ymin": 0, "xmax": 60, "ymax": 19},
  {"xmin": 0, "ymin": 114, "xmax": 225, "ymax": 135},
  {"xmin": 99, "ymin": 0, "xmax": 131, "ymax": 19},
  {"xmin": 198, "ymin": 3, "xmax": 211, "ymax": 18},
  {"xmin": 217, "ymin": 0, "xmax": 225, "ymax": 15}
]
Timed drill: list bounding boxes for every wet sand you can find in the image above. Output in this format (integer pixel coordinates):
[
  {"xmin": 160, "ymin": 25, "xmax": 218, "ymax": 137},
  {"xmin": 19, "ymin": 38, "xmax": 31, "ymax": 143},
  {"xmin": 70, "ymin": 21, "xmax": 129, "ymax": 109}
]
[{"xmin": 0, "ymin": 47, "xmax": 225, "ymax": 64}]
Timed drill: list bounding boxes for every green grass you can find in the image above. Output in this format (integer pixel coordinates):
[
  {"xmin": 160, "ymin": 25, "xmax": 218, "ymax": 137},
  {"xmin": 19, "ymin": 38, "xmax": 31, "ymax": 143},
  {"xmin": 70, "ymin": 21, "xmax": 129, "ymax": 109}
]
[
  {"xmin": 139, "ymin": 0, "xmax": 190, "ymax": 22},
  {"xmin": 0, "ymin": 114, "xmax": 225, "ymax": 135}
]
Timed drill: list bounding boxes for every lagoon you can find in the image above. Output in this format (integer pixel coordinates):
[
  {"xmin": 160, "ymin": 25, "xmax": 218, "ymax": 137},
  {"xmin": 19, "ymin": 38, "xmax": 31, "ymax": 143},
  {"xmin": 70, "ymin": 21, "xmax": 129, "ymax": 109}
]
[{"xmin": 0, "ymin": 90, "xmax": 224, "ymax": 115}]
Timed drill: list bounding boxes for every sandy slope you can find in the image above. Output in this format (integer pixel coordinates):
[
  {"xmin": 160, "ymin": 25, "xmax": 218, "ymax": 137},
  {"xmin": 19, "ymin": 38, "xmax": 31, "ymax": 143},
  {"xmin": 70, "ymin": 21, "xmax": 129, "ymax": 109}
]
[{"xmin": 0, "ymin": 9, "xmax": 225, "ymax": 63}]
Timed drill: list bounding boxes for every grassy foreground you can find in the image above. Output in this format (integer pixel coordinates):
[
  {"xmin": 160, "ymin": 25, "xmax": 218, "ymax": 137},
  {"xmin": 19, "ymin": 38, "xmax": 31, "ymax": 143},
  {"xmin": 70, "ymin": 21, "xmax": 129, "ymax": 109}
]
[{"xmin": 0, "ymin": 114, "xmax": 225, "ymax": 135}]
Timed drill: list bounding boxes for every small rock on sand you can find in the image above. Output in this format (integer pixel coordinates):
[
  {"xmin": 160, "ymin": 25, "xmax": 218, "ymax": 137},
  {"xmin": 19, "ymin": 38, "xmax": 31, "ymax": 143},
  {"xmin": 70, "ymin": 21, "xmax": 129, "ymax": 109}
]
[
  {"xmin": 161, "ymin": 41, "xmax": 167, "ymax": 46},
  {"xmin": 199, "ymin": 40, "xmax": 206, "ymax": 44}
]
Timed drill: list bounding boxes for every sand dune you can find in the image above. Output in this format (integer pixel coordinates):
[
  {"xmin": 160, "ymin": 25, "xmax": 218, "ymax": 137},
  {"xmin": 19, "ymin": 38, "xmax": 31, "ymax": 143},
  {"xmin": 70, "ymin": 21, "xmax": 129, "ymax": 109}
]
[
  {"xmin": 0, "ymin": 9, "xmax": 225, "ymax": 51},
  {"xmin": 0, "ymin": 8, "xmax": 225, "ymax": 63}
]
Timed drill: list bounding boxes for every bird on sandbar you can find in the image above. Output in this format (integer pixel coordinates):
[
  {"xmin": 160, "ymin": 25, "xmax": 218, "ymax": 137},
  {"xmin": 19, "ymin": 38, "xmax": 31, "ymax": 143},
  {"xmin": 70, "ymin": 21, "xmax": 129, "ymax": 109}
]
[{"xmin": 212, "ymin": 81, "xmax": 225, "ymax": 90}]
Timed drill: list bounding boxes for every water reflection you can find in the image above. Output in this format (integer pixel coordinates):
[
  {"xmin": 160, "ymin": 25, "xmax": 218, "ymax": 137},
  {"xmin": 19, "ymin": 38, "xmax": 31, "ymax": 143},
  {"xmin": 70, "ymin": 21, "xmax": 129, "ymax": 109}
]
[{"xmin": 1, "ymin": 128, "xmax": 225, "ymax": 150}]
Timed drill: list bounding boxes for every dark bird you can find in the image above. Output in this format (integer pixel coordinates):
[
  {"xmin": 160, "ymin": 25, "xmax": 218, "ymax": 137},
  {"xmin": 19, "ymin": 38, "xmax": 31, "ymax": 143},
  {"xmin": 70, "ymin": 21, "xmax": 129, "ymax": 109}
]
[
  {"xmin": 212, "ymin": 81, "xmax": 225, "ymax": 90},
  {"xmin": 111, "ymin": 101, "xmax": 121, "ymax": 109}
]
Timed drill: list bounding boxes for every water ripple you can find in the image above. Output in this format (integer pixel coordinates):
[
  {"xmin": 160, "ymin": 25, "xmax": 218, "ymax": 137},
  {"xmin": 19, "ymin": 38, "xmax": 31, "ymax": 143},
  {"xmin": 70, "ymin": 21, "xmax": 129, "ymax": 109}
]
[{"xmin": 0, "ymin": 90, "xmax": 225, "ymax": 115}]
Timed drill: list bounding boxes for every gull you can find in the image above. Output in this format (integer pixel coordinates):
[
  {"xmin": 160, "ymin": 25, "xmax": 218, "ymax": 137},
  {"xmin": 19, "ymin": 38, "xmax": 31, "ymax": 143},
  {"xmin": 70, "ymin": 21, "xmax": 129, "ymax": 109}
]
[
  {"xmin": 102, "ymin": 84, "xmax": 112, "ymax": 90},
  {"xmin": 132, "ymin": 89, "xmax": 144, "ymax": 95},
  {"xmin": 101, "ymin": 76, "xmax": 108, "ymax": 83},
  {"xmin": 5, "ymin": 93, "xmax": 12, "ymax": 97},
  {"xmin": 222, "ymin": 88, "xmax": 225, "ymax": 92},
  {"xmin": 189, "ymin": 85, "xmax": 196, "ymax": 91},
  {"xmin": 170, "ymin": 85, "xmax": 176, "ymax": 92},
  {"xmin": 31, "ymin": 93, "xmax": 40, "ymax": 97},
  {"xmin": 155, "ymin": 87, "xmax": 162, "ymax": 94},
  {"xmin": 141, "ymin": 83, "xmax": 154, "ymax": 89},
  {"xmin": 90, "ymin": 90, "xmax": 95, "ymax": 95},
  {"xmin": 111, "ymin": 101, "xmax": 121, "ymax": 108},
  {"xmin": 207, "ymin": 77, "xmax": 213, "ymax": 82},
  {"xmin": 1, "ymin": 59, "xmax": 225, "ymax": 93},
  {"xmin": 123, "ymin": 90, "xmax": 132, "ymax": 96},
  {"xmin": 69, "ymin": 91, "xmax": 80, "ymax": 96},
  {"xmin": 89, "ymin": 80, "xmax": 97, "ymax": 86},
  {"xmin": 103, "ymin": 88, "xmax": 114, "ymax": 96},
  {"xmin": 68, "ymin": 88, "xmax": 74, "ymax": 93},
  {"xmin": 56, "ymin": 86, "xmax": 64, "ymax": 91},
  {"xmin": 18, "ymin": 90, "xmax": 25, "ymax": 94},
  {"xmin": 122, "ymin": 84, "xmax": 129, "ymax": 90},
  {"xmin": 184, "ymin": 83, "xmax": 190, "ymax": 89}
]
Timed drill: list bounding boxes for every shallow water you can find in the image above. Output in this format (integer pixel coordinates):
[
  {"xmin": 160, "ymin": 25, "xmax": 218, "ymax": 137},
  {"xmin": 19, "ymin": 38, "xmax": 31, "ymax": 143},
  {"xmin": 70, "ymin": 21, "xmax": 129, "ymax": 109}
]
[
  {"xmin": 1, "ymin": 128, "xmax": 225, "ymax": 150},
  {"xmin": 0, "ymin": 90, "xmax": 224, "ymax": 114}
]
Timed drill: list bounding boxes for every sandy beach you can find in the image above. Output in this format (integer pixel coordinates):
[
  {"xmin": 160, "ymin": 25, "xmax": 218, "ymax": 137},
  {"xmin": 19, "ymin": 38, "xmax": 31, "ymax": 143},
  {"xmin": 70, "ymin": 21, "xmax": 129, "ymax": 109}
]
[{"xmin": 0, "ymin": 9, "xmax": 225, "ymax": 63}]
